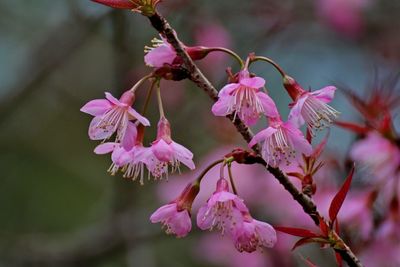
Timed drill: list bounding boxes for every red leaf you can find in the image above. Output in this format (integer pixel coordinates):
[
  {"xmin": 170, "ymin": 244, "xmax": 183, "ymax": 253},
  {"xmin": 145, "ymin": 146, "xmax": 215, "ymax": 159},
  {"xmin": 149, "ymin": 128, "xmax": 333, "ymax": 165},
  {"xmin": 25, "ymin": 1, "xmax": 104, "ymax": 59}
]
[
  {"xmin": 275, "ymin": 226, "xmax": 319, "ymax": 238},
  {"xmin": 91, "ymin": 0, "xmax": 137, "ymax": 9},
  {"xmin": 292, "ymin": 237, "xmax": 316, "ymax": 250},
  {"xmin": 318, "ymin": 216, "xmax": 329, "ymax": 237},
  {"xmin": 300, "ymin": 256, "xmax": 319, "ymax": 267},
  {"xmin": 334, "ymin": 121, "xmax": 369, "ymax": 134},
  {"xmin": 312, "ymin": 130, "xmax": 330, "ymax": 159},
  {"xmin": 329, "ymin": 165, "xmax": 355, "ymax": 223},
  {"xmin": 335, "ymin": 252, "xmax": 343, "ymax": 267}
]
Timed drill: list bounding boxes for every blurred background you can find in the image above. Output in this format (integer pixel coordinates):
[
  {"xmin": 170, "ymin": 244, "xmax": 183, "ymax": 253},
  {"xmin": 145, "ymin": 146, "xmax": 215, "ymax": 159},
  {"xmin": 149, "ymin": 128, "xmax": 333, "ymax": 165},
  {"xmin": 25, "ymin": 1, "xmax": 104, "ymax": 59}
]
[{"xmin": 0, "ymin": 0, "xmax": 399, "ymax": 266}]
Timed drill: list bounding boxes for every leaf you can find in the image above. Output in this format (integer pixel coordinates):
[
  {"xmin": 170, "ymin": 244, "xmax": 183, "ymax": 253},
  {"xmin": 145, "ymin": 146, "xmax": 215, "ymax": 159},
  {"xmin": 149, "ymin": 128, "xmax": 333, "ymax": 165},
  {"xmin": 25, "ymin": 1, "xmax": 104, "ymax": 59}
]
[
  {"xmin": 91, "ymin": 0, "xmax": 137, "ymax": 9},
  {"xmin": 292, "ymin": 237, "xmax": 316, "ymax": 250},
  {"xmin": 334, "ymin": 121, "xmax": 369, "ymax": 134},
  {"xmin": 318, "ymin": 216, "xmax": 329, "ymax": 237},
  {"xmin": 274, "ymin": 226, "xmax": 319, "ymax": 238},
  {"xmin": 300, "ymin": 255, "xmax": 319, "ymax": 267},
  {"xmin": 329, "ymin": 165, "xmax": 355, "ymax": 223},
  {"xmin": 312, "ymin": 130, "xmax": 330, "ymax": 159},
  {"xmin": 335, "ymin": 252, "xmax": 343, "ymax": 267}
]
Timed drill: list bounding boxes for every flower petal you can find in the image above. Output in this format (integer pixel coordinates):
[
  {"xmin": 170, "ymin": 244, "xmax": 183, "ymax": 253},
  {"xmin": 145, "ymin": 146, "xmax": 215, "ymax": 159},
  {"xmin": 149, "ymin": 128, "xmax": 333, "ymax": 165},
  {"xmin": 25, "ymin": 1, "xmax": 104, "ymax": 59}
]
[
  {"xmin": 257, "ymin": 92, "xmax": 279, "ymax": 118},
  {"xmin": 94, "ymin": 142, "xmax": 117, "ymax": 154},
  {"xmin": 171, "ymin": 142, "xmax": 195, "ymax": 170},
  {"xmin": 288, "ymin": 95, "xmax": 307, "ymax": 127},
  {"xmin": 105, "ymin": 92, "xmax": 121, "ymax": 105},
  {"xmin": 128, "ymin": 107, "xmax": 150, "ymax": 126},
  {"xmin": 152, "ymin": 139, "xmax": 174, "ymax": 162},
  {"xmin": 249, "ymin": 127, "xmax": 278, "ymax": 147},
  {"xmin": 311, "ymin": 86, "xmax": 336, "ymax": 103},
  {"xmin": 121, "ymin": 121, "xmax": 137, "ymax": 151},
  {"xmin": 88, "ymin": 116, "xmax": 115, "ymax": 140},
  {"xmin": 150, "ymin": 203, "xmax": 177, "ymax": 223},
  {"xmin": 240, "ymin": 77, "xmax": 265, "ymax": 88},
  {"xmin": 284, "ymin": 122, "xmax": 312, "ymax": 156},
  {"xmin": 80, "ymin": 99, "xmax": 112, "ymax": 116},
  {"xmin": 144, "ymin": 45, "xmax": 176, "ymax": 68}
]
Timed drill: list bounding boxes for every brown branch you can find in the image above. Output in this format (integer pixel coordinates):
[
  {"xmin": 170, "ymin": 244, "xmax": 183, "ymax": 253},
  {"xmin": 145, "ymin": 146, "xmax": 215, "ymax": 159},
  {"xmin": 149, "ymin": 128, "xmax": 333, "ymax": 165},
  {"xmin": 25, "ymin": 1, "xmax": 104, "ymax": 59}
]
[{"xmin": 147, "ymin": 11, "xmax": 363, "ymax": 267}]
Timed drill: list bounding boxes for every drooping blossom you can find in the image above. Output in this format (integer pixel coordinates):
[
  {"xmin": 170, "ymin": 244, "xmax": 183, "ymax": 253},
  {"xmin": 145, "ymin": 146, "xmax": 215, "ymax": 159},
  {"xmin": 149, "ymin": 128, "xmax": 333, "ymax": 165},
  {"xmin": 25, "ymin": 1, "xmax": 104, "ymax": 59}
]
[
  {"xmin": 149, "ymin": 117, "xmax": 195, "ymax": 178},
  {"xmin": 94, "ymin": 142, "xmax": 132, "ymax": 175},
  {"xmin": 212, "ymin": 69, "xmax": 278, "ymax": 125},
  {"xmin": 284, "ymin": 76, "xmax": 339, "ymax": 132},
  {"xmin": 150, "ymin": 182, "xmax": 200, "ymax": 238},
  {"xmin": 145, "ymin": 37, "xmax": 211, "ymax": 69},
  {"xmin": 249, "ymin": 116, "xmax": 313, "ymax": 167},
  {"xmin": 350, "ymin": 131, "xmax": 400, "ymax": 181},
  {"xmin": 233, "ymin": 213, "xmax": 277, "ymax": 252},
  {"xmin": 197, "ymin": 178, "xmax": 248, "ymax": 235},
  {"xmin": 80, "ymin": 90, "xmax": 149, "ymax": 148}
]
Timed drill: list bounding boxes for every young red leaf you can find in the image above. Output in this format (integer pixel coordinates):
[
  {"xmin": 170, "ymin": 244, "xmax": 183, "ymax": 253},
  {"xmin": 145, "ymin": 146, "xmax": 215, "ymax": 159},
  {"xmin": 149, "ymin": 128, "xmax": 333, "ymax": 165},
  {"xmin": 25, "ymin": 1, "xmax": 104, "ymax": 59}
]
[
  {"xmin": 335, "ymin": 252, "xmax": 343, "ymax": 267},
  {"xmin": 329, "ymin": 165, "xmax": 355, "ymax": 223},
  {"xmin": 334, "ymin": 121, "xmax": 369, "ymax": 134},
  {"xmin": 91, "ymin": 0, "xmax": 137, "ymax": 9},
  {"xmin": 275, "ymin": 226, "xmax": 319, "ymax": 238},
  {"xmin": 311, "ymin": 130, "xmax": 330, "ymax": 159},
  {"xmin": 300, "ymin": 256, "xmax": 319, "ymax": 267},
  {"xmin": 318, "ymin": 216, "xmax": 329, "ymax": 237},
  {"xmin": 292, "ymin": 237, "xmax": 327, "ymax": 251}
]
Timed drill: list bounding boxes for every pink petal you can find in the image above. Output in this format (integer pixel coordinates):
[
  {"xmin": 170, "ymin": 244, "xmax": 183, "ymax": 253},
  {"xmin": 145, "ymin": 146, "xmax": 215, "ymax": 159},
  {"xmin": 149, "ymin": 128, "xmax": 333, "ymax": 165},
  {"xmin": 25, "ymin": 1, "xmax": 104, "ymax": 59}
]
[
  {"xmin": 128, "ymin": 107, "xmax": 150, "ymax": 126},
  {"xmin": 144, "ymin": 45, "xmax": 176, "ymax": 68},
  {"xmin": 196, "ymin": 206, "xmax": 213, "ymax": 230},
  {"xmin": 171, "ymin": 142, "xmax": 195, "ymax": 170},
  {"xmin": 240, "ymin": 77, "xmax": 265, "ymax": 88},
  {"xmin": 80, "ymin": 99, "xmax": 112, "ymax": 116},
  {"xmin": 121, "ymin": 121, "xmax": 137, "ymax": 151},
  {"xmin": 94, "ymin": 142, "xmax": 117, "ymax": 154},
  {"xmin": 284, "ymin": 122, "xmax": 312, "ymax": 156},
  {"xmin": 152, "ymin": 139, "xmax": 174, "ymax": 162},
  {"xmin": 150, "ymin": 203, "xmax": 177, "ymax": 223},
  {"xmin": 88, "ymin": 116, "xmax": 115, "ymax": 140},
  {"xmin": 169, "ymin": 210, "xmax": 192, "ymax": 238},
  {"xmin": 254, "ymin": 220, "xmax": 277, "ymax": 248},
  {"xmin": 105, "ymin": 92, "xmax": 121, "ymax": 105},
  {"xmin": 218, "ymin": 83, "xmax": 239, "ymax": 97},
  {"xmin": 288, "ymin": 95, "xmax": 307, "ymax": 127},
  {"xmin": 249, "ymin": 127, "xmax": 278, "ymax": 147},
  {"xmin": 311, "ymin": 86, "xmax": 337, "ymax": 103},
  {"xmin": 211, "ymin": 96, "xmax": 231, "ymax": 116},
  {"xmin": 257, "ymin": 92, "xmax": 279, "ymax": 118},
  {"xmin": 111, "ymin": 146, "xmax": 132, "ymax": 166}
]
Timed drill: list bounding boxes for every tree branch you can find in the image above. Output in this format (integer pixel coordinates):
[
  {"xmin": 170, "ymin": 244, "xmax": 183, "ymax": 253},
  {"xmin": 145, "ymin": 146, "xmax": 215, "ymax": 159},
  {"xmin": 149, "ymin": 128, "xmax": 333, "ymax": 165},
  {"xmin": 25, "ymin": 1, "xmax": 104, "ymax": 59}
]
[{"xmin": 147, "ymin": 11, "xmax": 363, "ymax": 267}]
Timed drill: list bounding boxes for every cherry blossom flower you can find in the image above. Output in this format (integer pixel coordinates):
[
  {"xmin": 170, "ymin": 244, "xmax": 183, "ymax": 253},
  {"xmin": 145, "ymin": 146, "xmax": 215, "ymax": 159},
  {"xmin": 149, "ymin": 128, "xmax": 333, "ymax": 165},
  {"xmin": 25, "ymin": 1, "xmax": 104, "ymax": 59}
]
[
  {"xmin": 144, "ymin": 38, "xmax": 177, "ymax": 68},
  {"xmin": 350, "ymin": 131, "xmax": 400, "ymax": 180},
  {"xmin": 249, "ymin": 116, "xmax": 312, "ymax": 167},
  {"xmin": 233, "ymin": 214, "xmax": 277, "ymax": 252},
  {"xmin": 150, "ymin": 203, "xmax": 192, "ymax": 238},
  {"xmin": 212, "ymin": 69, "xmax": 278, "ymax": 125},
  {"xmin": 150, "ymin": 183, "xmax": 200, "ymax": 238},
  {"xmin": 149, "ymin": 117, "xmax": 195, "ymax": 176},
  {"xmin": 284, "ymin": 76, "xmax": 339, "ymax": 131},
  {"xmin": 80, "ymin": 90, "xmax": 149, "ymax": 148},
  {"xmin": 197, "ymin": 178, "xmax": 248, "ymax": 235}
]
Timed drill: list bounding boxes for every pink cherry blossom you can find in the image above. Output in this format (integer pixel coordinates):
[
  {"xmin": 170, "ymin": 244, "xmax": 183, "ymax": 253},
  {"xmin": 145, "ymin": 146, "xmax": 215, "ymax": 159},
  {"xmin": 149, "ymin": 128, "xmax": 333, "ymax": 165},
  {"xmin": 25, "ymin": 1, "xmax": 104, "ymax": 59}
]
[
  {"xmin": 288, "ymin": 85, "xmax": 339, "ymax": 131},
  {"xmin": 350, "ymin": 131, "xmax": 400, "ymax": 181},
  {"xmin": 149, "ymin": 117, "xmax": 195, "ymax": 177},
  {"xmin": 249, "ymin": 116, "xmax": 312, "ymax": 167},
  {"xmin": 233, "ymin": 214, "xmax": 277, "ymax": 252},
  {"xmin": 212, "ymin": 70, "xmax": 278, "ymax": 125},
  {"xmin": 150, "ymin": 202, "xmax": 192, "ymax": 238},
  {"xmin": 94, "ymin": 142, "xmax": 132, "ymax": 175},
  {"xmin": 144, "ymin": 37, "xmax": 177, "ymax": 68},
  {"xmin": 80, "ymin": 90, "xmax": 149, "ymax": 148},
  {"xmin": 197, "ymin": 178, "xmax": 248, "ymax": 235}
]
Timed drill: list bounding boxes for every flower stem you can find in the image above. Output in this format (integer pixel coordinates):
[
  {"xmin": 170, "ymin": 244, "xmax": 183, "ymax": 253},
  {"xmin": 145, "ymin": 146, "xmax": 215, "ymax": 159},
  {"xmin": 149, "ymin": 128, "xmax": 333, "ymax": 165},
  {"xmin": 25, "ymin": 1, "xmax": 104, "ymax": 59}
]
[
  {"xmin": 250, "ymin": 56, "xmax": 286, "ymax": 77},
  {"xmin": 195, "ymin": 159, "xmax": 224, "ymax": 184},
  {"xmin": 156, "ymin": 80, "xmax": 165, "ymax": 118},
  {"xmin": 141, "ymin": 78, "xmax": 157, "ymax": 115},
  {"xmin": 130, "ymin": 73, "xmax": 154, "ymax": 92},
  {"xmin": 227, "ymin": 163, "xmax": 238, "ymax": 195},
  {"xmin": 206, "ymin": 47, "xmax": 244, "ymax": 68}
]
